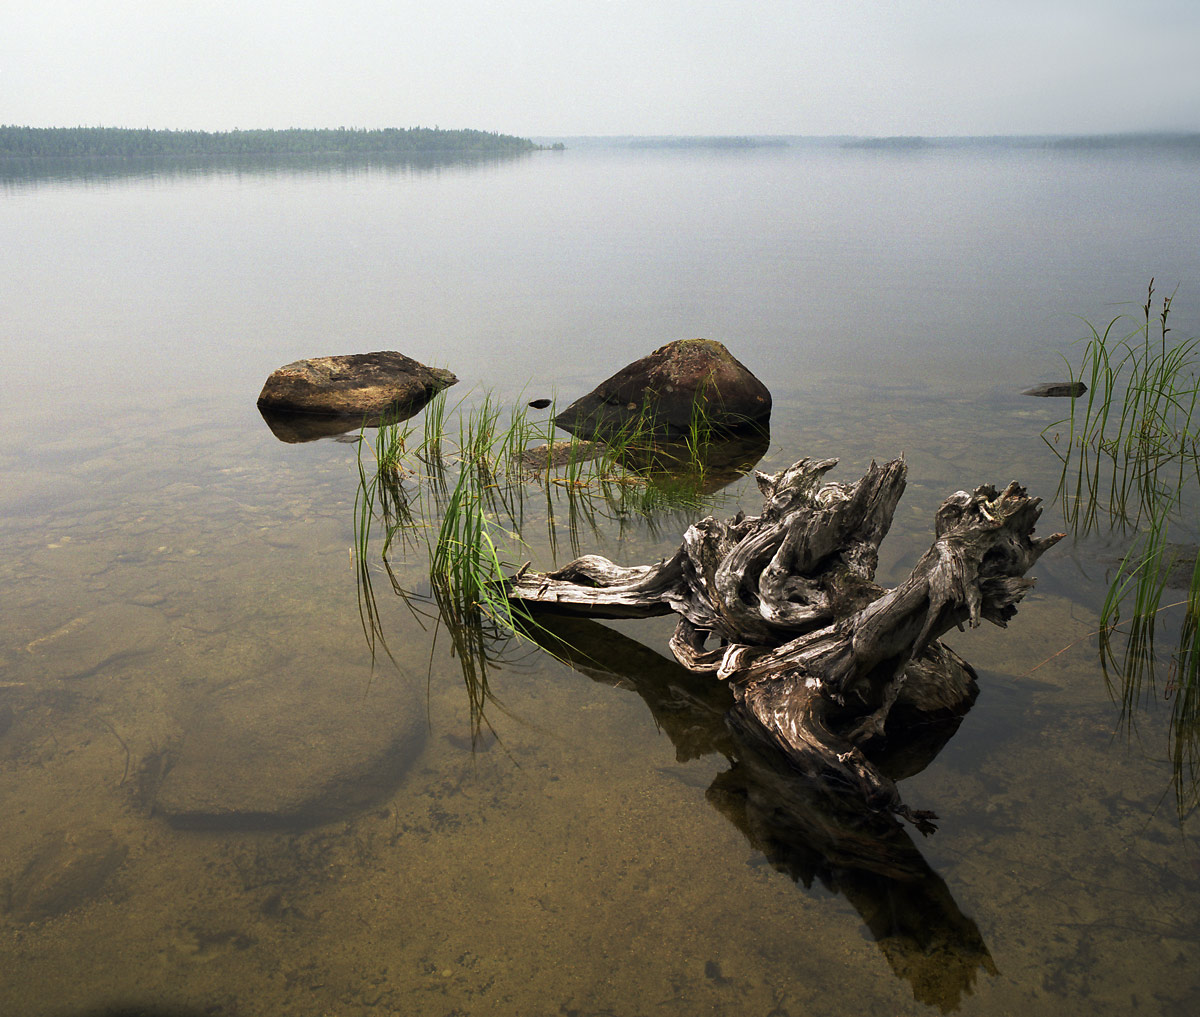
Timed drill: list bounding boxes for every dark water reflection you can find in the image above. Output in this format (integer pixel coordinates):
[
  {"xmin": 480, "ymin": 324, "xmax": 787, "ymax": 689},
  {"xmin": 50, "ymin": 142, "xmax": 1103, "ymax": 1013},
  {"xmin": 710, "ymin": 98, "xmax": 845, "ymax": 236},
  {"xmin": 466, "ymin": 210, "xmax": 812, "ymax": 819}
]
[
  {"xmin": 259, "ymin": 403, "xmax": 432, "ymax": 444},
  {"xmin": 0, "ymin": 150, "xmax": 535, "ymax": 191},
  {"xmin": 525, "ymin": 613, "xmax": 995, "ymax": 1012}
]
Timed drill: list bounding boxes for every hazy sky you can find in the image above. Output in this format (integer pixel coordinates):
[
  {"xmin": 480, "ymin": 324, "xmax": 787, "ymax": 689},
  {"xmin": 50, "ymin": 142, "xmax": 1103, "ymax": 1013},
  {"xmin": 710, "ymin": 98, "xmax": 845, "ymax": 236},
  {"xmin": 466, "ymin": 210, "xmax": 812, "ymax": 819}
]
[{"xmin": 5, "ymin": 1, "xmax": 1199, "ymax": 136}]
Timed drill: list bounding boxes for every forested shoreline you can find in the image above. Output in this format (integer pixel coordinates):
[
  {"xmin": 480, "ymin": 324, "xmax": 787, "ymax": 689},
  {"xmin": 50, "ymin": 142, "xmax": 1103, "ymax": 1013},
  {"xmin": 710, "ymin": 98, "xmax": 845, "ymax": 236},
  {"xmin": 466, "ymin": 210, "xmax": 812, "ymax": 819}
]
[{"xmin": 0, "ymin": 125, "xmax": 538, "ymax": 159}]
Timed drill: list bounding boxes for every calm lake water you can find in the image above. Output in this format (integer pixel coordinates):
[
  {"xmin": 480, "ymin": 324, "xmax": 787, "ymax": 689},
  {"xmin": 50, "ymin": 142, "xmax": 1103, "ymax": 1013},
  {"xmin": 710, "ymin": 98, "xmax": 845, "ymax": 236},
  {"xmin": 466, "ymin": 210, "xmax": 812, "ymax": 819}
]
[{"xmin": 3, "ymin": 141, "xmax": 1200, "ymax": 1017}]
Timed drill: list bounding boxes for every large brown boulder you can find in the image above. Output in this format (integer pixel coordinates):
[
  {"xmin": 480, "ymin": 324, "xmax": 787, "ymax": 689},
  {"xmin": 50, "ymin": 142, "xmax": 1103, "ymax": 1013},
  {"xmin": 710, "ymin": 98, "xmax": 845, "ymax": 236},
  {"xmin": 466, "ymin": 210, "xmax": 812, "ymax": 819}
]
[
  {"xmin": 554, "ymin": 338, "xmax": 771, "ymax": 438},
  {"xmin": 257, "ymin": 351, "xmax": 457, "ymax": 417}
]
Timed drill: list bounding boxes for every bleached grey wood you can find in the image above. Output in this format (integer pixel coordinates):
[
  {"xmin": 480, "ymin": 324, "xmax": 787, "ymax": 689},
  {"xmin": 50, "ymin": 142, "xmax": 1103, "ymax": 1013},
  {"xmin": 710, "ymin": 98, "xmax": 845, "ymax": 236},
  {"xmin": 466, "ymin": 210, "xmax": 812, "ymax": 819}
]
[{"xmin": 505, "ymin": 456, "xmax": 1061, "ymax": 826}]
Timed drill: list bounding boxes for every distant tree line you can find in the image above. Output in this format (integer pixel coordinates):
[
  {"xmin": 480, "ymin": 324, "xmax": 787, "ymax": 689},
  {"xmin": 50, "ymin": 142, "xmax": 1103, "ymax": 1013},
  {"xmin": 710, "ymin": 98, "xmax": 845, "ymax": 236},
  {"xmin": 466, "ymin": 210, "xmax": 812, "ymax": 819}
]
[
  {"xmin": 841, "ymin": 136, "xmax": 929, "ymax": 150},
  {"xmin": 0, "ymin": 126, "xmax": 539, "ymax": 159},
  {"xmin": 1045, "ymin": 132, "xmax": 1200, "ymax": 152}
]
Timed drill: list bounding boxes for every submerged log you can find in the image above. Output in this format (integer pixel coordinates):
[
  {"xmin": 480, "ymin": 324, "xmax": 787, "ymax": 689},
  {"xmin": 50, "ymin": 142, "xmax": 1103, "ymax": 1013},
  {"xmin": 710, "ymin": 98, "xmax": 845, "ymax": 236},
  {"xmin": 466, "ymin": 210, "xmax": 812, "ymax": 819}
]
[{"xmin": 506, "ymin": 455, "xmax": 1062, "ymax": 827}]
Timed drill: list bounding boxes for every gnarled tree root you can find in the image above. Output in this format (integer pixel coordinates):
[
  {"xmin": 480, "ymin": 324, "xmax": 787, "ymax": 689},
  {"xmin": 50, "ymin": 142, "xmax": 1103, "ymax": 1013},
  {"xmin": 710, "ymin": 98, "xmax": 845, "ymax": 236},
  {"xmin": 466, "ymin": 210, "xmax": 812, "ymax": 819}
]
[{"xmin": 506, "ymin": 455, "xmax": 1062, "ymax": 826}]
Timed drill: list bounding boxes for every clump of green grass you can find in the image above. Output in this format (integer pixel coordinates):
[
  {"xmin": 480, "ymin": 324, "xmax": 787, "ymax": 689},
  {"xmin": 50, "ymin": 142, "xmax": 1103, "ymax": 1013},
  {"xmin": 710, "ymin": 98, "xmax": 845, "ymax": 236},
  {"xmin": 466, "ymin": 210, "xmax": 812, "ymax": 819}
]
[
  {"xmin": 417, "ymin": 388, "xmax": 452, "ymax": 472},
  {"xmin": 1047, "ymin": 279, "xmax": 1200, "ymax": 531},
  {"xmin": 1046, "ymin": 280, "xmax": 1200, "ymax": 813},
  {"xmin": 349, "ymin": 381, "xmax": 761, "ymax": 732},
  {"xmin": 426, "ymin": 455, "xmax": 535, "ymax": 739},
  {"xmin": 374, "ymin": 415, "xmax": 411, "ymax": 479},
  {"xmin": 682, "ymin": 374, "xmax": 718, "ymax": 482}
]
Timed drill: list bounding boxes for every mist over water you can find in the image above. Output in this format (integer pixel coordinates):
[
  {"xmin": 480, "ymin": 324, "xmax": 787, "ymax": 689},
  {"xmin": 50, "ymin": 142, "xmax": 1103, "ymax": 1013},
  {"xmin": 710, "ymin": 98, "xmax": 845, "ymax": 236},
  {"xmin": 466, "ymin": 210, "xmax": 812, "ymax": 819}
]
[{"xmin": 5, "ymin": 142, "xmax": 1198, "ymax": 422}]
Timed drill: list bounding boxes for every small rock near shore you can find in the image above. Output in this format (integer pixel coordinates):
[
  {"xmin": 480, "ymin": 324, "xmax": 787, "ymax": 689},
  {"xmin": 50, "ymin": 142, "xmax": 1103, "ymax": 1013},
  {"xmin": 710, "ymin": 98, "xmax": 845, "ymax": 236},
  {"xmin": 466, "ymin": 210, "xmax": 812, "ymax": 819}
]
[
  {"xmin": 1023, "ymin": 381, "xmax": 1087, "ymax": 398},
  {"xmin": 257, "ymin": 351, "xmax": 457, "ymax": 417}
]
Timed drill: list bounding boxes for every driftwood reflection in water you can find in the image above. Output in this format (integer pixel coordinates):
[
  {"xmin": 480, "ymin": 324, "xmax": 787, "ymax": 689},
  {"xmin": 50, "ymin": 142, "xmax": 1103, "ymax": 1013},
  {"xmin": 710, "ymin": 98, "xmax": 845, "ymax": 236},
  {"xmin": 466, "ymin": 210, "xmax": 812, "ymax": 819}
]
[{"xmin": 520, "ymin": 612, "xmax": 997, "ymax": 1013}]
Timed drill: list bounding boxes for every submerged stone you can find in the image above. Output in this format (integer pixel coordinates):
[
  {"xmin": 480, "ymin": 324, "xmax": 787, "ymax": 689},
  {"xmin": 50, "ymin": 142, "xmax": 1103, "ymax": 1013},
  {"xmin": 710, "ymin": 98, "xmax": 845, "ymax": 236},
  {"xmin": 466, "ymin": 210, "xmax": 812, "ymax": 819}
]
[
  {"xmin": 154, "ymin": 667, "xmax": 425, "ymax": 831},
  {"xmin": 3, "ymin": 830, "xmax": 128, "ymax": 922},
  {"xmin": 23, "ymin": 603, "xmax": 169, "ymax": 682},
  {"xmin": 257, "ymin": 351, "xmax": 457, "ymax": 418},
  {"xmin": 554, "ymin": 338, "xmax": 771, "ymax": 438},
  {"xmin": 518, "ymin": 439, "xmax": 605, "ymax": 472}
]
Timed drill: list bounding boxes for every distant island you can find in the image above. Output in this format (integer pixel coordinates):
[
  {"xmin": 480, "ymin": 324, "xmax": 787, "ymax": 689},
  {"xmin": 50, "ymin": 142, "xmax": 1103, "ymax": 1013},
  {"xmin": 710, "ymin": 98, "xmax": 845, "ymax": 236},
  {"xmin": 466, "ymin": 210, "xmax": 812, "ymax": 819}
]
[
  {"xmin": 627, "ymin": 136, "xmax": 788, "ymax": 150},
  {"xmin": 534, "ymin": 132, "xmax": 1200, "ymax": 154},
  {"xmin": 0, "ymin": 125, "xmax": 540, "ymax": 159},
  {"xmin": 1044, "ymin": 132, "xmax": 1200, "ymax": 152},
  {"xmin": 841, "ymin": 135, "xmax": 930, "ymax": 150},
  {"xmin": 6, "ymin": 127, "xmax": 1198, "ymax": 164},
  {"xmin": 840, "ymin": 132, "xmax": 1200, "ymax": 152}
]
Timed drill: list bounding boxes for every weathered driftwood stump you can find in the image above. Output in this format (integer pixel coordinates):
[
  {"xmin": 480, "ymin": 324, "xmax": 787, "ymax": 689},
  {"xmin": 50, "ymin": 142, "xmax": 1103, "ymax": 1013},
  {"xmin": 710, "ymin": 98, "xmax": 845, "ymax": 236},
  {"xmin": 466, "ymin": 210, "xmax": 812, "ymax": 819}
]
[{"xmin": 506, "ymin": 456, "xmax": 1062, "ymax": 828}]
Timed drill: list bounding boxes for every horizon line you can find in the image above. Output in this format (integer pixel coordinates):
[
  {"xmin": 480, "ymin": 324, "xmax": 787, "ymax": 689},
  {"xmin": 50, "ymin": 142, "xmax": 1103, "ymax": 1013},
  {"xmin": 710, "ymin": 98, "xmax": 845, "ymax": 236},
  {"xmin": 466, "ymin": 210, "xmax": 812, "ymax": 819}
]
[{"xmin": 4, "ymin": 124, "xmax": 1199, "ymax": 141}]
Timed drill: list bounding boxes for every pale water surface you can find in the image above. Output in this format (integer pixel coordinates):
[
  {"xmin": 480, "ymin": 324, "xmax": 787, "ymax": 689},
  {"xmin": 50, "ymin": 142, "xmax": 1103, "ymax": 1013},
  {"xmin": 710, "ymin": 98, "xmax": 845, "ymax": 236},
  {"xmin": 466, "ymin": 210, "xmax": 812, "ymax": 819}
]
[{"xmin": 2, "ymin": 142, "xmax": 1200, "ymax": 1016}]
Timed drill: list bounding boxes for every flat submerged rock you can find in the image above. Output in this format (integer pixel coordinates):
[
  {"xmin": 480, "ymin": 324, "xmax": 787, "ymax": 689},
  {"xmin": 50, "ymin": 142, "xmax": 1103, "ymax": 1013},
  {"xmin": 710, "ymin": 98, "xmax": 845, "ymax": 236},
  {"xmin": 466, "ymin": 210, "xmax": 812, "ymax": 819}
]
[
  {"xmin": 154, "ymin": 667, "xmax": 425, "ymax": 830},
  {"xmin": 24, "ymin": 603, "xmax": 169, "ymax": 682},
  {"xmin": 3, "ymin": 830, "xmax": 128, "ymax": 922}
]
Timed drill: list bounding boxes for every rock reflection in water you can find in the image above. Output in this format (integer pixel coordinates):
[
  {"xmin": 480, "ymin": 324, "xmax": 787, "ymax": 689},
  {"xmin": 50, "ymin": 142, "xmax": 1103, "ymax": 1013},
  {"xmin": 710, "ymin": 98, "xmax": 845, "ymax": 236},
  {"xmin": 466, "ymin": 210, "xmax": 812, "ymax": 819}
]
[
  {"xmin": 258, "ymin": 397, "xmax": 434, "ymax": 445},
  {"xmin": 258, "ymin": 408, "xmax": 381, "ymax": 443},
  {"xmin": 613, "ymin": 425, "xmax": 772, "ymax": 496},
  {"xmin": 519, "ymin": 613, "xmax": 997, "ymax": 1013}
]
